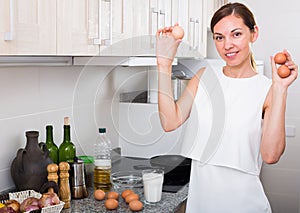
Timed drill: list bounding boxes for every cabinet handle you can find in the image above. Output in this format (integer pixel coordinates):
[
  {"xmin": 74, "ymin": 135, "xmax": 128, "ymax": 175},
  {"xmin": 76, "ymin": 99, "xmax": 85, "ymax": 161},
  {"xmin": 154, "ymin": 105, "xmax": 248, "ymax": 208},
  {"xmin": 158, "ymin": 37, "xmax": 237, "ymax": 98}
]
[
  {"xmin": 150, "ymin": 8, "xmax": 159, "ymax": 35},
  {"xmin": 194, "ymin": 19, "xmax": 200, "ymax": 50},
  {"xmin": 4, "ymin": 0, "xmax": 14, "ymax": 41},
  {"xmin": 189, "ymin": 18, "xmax": 195, "ymax": 50},
  {"xmin": 94, "ymin": 0, "xmax": 112, "ymax": 45},
  {"xmin": 159, "ymin": 10, "xmax": 166, "ymax": 28}
]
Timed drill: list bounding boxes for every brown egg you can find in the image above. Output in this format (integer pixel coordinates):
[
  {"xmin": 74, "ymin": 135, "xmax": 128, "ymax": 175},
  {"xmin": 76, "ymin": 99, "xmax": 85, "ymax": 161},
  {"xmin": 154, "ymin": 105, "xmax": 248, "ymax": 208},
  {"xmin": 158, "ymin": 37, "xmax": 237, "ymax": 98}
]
[
  {"xmin": 107, "ymin": 191, "xmax": 119, "ymax": 200},
  {"xmin": 278, "ymin": 65, "xmax": 291, "ymax": 78},
  {"xmin": 172, "ymin": 25, "xmax": 184, "ymax": 40},
  {"xmin": 94, "ymin": 189, "xmax": 105, "ymax": 201},
  {"xmin": 129, "ymin": 200, "xmax": 144, "ymax": 212},
  {"xmin": 121, "ymin": 189, "xmax": 134, "ymax": 199},
  {"xmin": 125, "ymin": 193, "xmax": 139, "ymax": 204},
  {"xmin": 274, "ymin": 52, "xmax": 287, "ymax": 65},
  {"xmin": 105, "ymin": 198, "xmax": 119, "ymax": 210}
]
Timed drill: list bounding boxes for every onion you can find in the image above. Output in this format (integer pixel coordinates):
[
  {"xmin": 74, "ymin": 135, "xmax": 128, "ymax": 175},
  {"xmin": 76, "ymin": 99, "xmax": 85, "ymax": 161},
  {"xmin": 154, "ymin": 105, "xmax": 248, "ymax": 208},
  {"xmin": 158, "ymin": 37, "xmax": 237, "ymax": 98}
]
[
  {"xmin": 38, "ymin": 192, "xmax": 60, "ymax": 208},
  {"xmin": 20, "ymin": 197, "xmax": 40, "ymax": 212},
  {"xmin": 0, "ymin": 206, "xmax": 16, "ymax": 213},
  {"xmin": 5, "ymin": 200, "xmax": 20, "ymax": 212}
]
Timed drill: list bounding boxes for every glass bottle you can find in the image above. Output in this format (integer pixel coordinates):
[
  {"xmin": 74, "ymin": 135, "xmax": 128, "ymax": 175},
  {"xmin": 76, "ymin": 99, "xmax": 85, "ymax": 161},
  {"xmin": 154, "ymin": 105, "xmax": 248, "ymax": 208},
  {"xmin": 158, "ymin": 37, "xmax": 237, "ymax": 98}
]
[
  {"xmin": 94, "ymin": 128, "xmax": 112, "ymax": 192},
  {"xmin": 59, "ymin": 117, "xmax": 76, "ymax": 163},
  {"xmin": 45, "ymin": 125, "xmax": 59, "ymax": 164}
]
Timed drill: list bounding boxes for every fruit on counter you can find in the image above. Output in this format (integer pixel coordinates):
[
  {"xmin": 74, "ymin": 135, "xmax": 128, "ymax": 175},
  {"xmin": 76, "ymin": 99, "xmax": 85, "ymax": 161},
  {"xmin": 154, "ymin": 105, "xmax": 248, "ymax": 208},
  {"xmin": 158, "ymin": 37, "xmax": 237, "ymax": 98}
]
[
  {"xmin": 274, "ymin": 52, "xmax": 287, "ymax": 65},
  {"xmin": 172, "ymin": 25, "xmax": 184, "ymax": 40},
  {"xmin": 277, "ymin": 65, "xmax": 291, "ymax": 78},
  {"xmin": 129, "ymin": 200, "xmax": 143, "ymax": 212},
  {"xmin": 5, "ymin": 200, "xmax": 20, "ymax": 212},
  {"xmin": 104, "ymin": 199, "xmax": 118, "ymax": 210},
  {"xmin": 125, "ymin": 193, "xmax": 139, "ymax": 204},
  {"xmin": 94, "ymin": 189, "xmax": 106, "ymax": 201},
  {"xmin": 20, "ymin": 197, "xmax": 39, "ymax": 212},
  {"xmin": 121, "ymin": 189, "xmax": 134, "ymax": 199},
  {"xmin": 106, "ymin": 191, "xmax": 119, "ymax": 200}
]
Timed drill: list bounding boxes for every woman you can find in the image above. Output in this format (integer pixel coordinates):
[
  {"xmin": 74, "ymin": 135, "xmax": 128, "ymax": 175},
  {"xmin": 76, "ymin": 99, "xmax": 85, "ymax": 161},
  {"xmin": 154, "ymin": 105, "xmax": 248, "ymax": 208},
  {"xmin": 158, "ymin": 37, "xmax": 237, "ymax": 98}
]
[{"xmin": 156, "ymin": 3, "xmax": 298, "ymax": 213}]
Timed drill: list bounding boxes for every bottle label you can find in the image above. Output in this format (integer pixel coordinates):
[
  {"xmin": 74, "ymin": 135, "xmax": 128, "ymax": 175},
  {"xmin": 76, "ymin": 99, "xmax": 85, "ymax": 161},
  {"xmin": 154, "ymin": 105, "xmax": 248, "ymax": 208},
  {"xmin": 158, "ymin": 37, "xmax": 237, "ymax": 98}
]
[{"xmin": 94, "ymin": 159, "xmax": 111, "ymax": 167}]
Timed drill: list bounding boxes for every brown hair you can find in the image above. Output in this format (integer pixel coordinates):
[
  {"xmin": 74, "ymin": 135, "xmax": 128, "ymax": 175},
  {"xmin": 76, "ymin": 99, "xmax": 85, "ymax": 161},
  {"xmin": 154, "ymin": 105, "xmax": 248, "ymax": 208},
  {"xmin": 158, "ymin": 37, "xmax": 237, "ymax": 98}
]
[{"xmin": 210, "ymin": 3, "xmax": 257, "ymax": 70}]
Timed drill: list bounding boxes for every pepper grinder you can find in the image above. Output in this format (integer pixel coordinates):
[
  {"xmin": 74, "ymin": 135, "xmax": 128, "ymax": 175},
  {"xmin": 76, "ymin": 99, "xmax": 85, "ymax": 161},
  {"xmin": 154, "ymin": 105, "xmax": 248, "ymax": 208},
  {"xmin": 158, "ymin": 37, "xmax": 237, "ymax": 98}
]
[
  {"xmin": 47, "ymin": 163, "xmax": 59, "ymax": 194},
  {"xmin": 59, "ymin": 162, "xmax": 71, "ymax": 209}
]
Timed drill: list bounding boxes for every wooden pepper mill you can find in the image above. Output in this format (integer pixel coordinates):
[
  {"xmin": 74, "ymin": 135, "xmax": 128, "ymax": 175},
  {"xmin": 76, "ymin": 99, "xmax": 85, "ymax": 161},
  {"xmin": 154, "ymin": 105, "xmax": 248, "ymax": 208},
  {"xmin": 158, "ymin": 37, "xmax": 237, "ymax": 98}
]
[
  {"xmin": 47, "ymin": 163, "xmax": 59, "ymax": 194},
  {"xmin": 59, "ymin": 162, "xmax": 71, "ymax": 209}
]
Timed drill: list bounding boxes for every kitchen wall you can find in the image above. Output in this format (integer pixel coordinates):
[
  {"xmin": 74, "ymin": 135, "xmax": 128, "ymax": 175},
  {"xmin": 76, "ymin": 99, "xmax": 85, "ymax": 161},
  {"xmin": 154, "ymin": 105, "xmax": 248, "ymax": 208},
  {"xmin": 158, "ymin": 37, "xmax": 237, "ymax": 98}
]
[{"xmin": 0, "ymin": 64, "xmax": 148, "ymax": 192}]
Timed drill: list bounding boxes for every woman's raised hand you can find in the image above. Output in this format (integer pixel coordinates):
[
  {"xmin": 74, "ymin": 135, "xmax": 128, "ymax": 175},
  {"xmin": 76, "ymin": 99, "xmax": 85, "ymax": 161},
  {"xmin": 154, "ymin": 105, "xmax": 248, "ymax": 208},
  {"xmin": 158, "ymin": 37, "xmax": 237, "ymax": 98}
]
[{"xmin": 156, "ymin": 24, "xmax": 183, "ymax": 68}]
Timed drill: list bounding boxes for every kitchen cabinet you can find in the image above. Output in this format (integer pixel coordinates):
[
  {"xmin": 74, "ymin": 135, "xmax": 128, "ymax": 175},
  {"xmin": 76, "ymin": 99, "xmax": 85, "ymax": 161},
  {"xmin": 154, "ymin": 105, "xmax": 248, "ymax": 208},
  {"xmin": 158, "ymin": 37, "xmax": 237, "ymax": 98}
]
[
  {"xmin": 207, "ymin": 0, "xmax": 228, "ymax": 28},
  {"xmin": 0, "ymin": 0, "xmax": 56, "ymax": 55},
  {"xmin": 100, "ymin": 0, "xmax": 152, "ymax": 56},
  {"xmin": 187, "ymin": 0, "xmax": 208, "ymax": 57},
  {"xmin": 57, "ymin": 0, "xmax": 103, "ymax": 55}
]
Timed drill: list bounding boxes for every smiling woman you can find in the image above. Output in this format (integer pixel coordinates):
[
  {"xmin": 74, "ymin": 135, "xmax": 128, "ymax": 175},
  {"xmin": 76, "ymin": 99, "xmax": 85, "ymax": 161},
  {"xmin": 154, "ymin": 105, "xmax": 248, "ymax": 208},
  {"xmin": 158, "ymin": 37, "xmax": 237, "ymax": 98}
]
[{"xmin": 155, "ymin": 2, "xmax": 298, "ymax": 213}]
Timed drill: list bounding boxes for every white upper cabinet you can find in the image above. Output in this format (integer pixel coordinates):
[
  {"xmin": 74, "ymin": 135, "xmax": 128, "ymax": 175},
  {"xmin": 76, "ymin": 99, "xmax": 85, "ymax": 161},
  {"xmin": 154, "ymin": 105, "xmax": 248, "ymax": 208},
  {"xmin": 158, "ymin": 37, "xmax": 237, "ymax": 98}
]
[
  {"xmin": 187, "ymin": 0, "xmax": 208, "ymax": 57},
  {"xmin": 0, "ymin": 0, "xmax": 212, "ymax": 57},
  {"xmin": 0, "ymin": 0, "xmax": 56, "ymax": 55},
  {"xmin": 57, "ymin": 0, "xmax": 102, "ymax": 56},
  {"xmin": 100, "ymin": 0, "xmax": 152, "ymax": 56}
]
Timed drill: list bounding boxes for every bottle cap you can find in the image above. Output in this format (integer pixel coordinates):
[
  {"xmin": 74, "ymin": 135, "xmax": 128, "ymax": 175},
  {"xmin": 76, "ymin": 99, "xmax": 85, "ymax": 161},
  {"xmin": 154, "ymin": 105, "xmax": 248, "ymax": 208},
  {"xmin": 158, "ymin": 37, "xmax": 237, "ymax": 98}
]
[{"xmin": 98, "ymin": 128, "xmax": 106, "ymax": 133}]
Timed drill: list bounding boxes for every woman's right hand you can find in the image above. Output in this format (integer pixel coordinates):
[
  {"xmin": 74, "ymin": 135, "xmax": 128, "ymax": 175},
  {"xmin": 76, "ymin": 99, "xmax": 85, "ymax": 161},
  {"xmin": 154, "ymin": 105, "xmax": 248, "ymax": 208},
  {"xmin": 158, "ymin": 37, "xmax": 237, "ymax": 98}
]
[{"xmin": 156, "ymin": 25, "xmax": 182, "ymax": 69}]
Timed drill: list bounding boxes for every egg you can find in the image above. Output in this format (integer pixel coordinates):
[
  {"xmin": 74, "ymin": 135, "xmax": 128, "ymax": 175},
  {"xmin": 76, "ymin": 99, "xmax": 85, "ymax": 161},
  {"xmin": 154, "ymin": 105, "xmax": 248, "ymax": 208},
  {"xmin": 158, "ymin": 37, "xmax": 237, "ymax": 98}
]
[
  {"xmin": 125, "ymin": 193, "xmax": 139, "ymax": 204},
  {"xmin": 105, "ymin": 198, "xmax": 119, "ymax": 210},
  {"xmin": 129, "ymin": 200, "xmax": 144, "ymax": 212},
  {"xmin": 121, "ymin": 189, "xmax": 134, "ymax": 199},
  {"xmin": 172, "ymin": 25, "xmax": 184, "ymax": 40},
  {"xmin": 107, "ymin": 191, "xmax": 119, "ymax": 200},
  {"xmin": 274, "ymin": 52, "xmax": 287, "ymax": 65},
  {"xmin": 277, "ymin": 65, "xmax": 291, "ymax": 78},
  {"xmin": 94, "ymin": 189, "xmax": 105, "ymax": 201}
]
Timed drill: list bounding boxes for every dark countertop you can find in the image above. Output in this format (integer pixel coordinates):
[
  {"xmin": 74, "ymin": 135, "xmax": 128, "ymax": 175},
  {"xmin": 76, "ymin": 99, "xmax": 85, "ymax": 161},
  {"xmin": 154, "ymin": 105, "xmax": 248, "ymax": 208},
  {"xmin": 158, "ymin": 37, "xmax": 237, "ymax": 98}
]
[
  {"xmin": 62, "ymin": 152, "xmax": 189, "ymax": 212},
  {"xmin": 61, "ymin": 185, "xmax": 188, "ymax": 213}
]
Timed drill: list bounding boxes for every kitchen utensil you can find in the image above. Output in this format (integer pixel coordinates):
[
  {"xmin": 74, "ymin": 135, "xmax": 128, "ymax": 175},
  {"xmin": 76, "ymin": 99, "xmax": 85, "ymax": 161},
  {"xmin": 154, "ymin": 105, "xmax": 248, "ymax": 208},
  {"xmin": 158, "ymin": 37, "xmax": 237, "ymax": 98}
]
[
  {"xmin": 69, "ymin": 159, "xmax": 88, "ymax": 199},
  {"xmin": 111, "ymin": 171, "xmax": 143, "ymax": 190}
]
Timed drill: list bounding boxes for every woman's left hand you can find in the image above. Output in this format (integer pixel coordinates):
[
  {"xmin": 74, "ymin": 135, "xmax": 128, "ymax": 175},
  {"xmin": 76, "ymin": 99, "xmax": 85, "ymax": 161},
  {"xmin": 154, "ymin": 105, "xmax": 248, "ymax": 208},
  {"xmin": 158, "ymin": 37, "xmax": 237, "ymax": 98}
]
[{"xmin": 271, "ymin": 49, "xmax": 298, "ymax": 88}]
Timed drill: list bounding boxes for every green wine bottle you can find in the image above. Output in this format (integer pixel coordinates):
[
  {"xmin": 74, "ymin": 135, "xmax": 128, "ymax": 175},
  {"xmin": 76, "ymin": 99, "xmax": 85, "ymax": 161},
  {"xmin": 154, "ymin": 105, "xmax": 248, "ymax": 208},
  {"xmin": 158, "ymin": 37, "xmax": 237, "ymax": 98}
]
[
  {"xmin": 45, "ymin": 125, "xmax": 59, "ymax": 164},
  {"xmin": 59, "ymin": 117, "xmax": 76, "ymax": 163}
]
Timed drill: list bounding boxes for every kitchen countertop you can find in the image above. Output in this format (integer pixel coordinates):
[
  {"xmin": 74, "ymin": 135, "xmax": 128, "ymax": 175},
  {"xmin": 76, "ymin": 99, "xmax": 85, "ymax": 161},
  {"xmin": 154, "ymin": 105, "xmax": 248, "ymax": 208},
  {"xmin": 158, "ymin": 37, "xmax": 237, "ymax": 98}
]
[
  {"xmin": 62, "ymin": 152, "xmax": 189, "ymax": 212},
  {"xmin": 61, "ymin": 185, "xmax": 188, "ymax": 213}
]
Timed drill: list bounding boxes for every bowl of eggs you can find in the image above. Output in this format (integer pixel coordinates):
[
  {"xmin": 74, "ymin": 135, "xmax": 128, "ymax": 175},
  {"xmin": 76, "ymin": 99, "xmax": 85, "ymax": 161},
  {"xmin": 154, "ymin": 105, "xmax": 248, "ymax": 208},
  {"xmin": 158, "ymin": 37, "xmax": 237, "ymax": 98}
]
[{"xmin": 111, "ymin": 171, "xmax": 143, "ymax": 190}]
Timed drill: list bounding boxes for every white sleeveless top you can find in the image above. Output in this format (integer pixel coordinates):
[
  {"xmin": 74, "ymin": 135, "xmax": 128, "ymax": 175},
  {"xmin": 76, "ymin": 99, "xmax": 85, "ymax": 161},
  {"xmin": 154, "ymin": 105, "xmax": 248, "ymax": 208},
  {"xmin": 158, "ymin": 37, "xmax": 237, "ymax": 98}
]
[
  {"xmin": 181, "ymin": 66, "xmax": 272, "ymax": 175},
  {"xmin": 182, "ymin": 67, "xmax": 273, "ymax": 213}
]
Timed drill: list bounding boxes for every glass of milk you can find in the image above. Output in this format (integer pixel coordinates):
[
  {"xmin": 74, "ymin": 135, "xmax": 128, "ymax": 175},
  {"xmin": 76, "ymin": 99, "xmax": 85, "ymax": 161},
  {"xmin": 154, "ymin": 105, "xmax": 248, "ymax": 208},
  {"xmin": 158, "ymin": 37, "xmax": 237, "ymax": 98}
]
[{"xmin": 142, "ymin": 169, "xmax": 164, "ymax": 204}]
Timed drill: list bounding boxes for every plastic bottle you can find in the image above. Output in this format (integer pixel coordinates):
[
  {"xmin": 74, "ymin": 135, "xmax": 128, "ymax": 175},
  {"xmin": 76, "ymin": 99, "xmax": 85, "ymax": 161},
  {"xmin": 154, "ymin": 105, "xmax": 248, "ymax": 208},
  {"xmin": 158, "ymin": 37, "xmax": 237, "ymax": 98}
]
[
  {"xmin": 45, "ymin": 125, "xmax": 59, "ymax": 164},
  {"xmin": 94, "ymin": 128, "xmax": 112, "ymax": 192},
  {"xmin": 59, "ymin": 117, "xmax": 76, "ymax": 163}
]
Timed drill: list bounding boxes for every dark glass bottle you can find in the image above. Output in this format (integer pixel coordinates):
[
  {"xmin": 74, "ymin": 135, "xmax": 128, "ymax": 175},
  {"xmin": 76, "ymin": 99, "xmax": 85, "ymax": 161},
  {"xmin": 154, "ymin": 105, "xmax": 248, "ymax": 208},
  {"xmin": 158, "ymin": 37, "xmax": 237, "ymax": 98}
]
[
  {"xmin": 45, "ymin": 125, "xmax": 59, "ymax": 164},
  {"xmin": 59, "ymin": 117, "xmax": 76, "ymax": 163}
]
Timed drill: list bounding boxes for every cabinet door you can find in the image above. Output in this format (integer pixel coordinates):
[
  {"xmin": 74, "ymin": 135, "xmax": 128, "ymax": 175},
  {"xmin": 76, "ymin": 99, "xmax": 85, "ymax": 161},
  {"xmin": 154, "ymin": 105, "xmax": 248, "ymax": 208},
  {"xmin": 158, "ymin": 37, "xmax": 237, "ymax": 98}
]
[
  {"xmin": 0, "ymin": 0, "xmax": 56, "ymax": 55},
  {"xmin": 188, "ymin": 0, "xmax": 207, "ymax": 57},
  {"xmin": 101, "ymin": 0, "xmax": 151, "ymax": 56},
  {"xmin": 57, "ymin": 0, "xmax": 101, "ymax": 55}
]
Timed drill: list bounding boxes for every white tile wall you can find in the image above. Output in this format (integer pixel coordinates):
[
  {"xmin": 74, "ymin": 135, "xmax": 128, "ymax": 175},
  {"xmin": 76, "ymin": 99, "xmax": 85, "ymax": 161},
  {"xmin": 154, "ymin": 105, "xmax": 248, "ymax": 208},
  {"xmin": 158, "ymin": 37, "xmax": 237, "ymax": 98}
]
[
  {"xmin": 0, "ymin": 65, "xmax": 148, "ymax": 192},
  {"xmin": 237, "ymin": 1, "xmax": 300, "ymax": 212}
]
